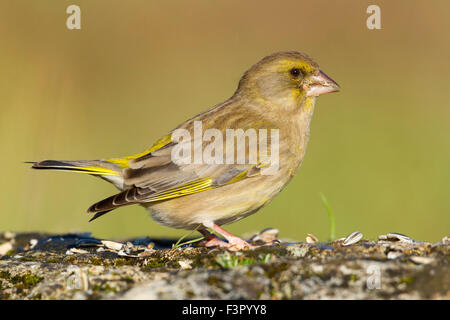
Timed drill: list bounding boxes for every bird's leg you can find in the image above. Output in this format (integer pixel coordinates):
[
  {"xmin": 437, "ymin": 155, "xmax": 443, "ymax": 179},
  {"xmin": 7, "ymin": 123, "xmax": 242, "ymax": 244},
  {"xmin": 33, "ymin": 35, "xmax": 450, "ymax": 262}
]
[
  {"xmin": 203, "ymin": 222, "xmax": 258, "ymax": 251},
  {"xmin": 195, "ymin": 228, "xmax": 230, "ymax": 248}
]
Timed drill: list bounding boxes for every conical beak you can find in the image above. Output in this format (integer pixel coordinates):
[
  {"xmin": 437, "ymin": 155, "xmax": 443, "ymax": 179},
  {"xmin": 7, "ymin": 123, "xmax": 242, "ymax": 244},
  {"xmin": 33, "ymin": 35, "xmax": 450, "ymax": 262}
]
[{"xmin": 305, "ymin": 70, "xmax": 340, "ymax": 97}]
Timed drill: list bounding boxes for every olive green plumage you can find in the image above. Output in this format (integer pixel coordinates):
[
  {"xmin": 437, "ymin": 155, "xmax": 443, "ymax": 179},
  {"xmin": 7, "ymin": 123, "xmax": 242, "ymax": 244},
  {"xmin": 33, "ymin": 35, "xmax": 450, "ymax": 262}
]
[{"xmin": 31, "ymin": 51, "xmax": 339, "ymax": 249}]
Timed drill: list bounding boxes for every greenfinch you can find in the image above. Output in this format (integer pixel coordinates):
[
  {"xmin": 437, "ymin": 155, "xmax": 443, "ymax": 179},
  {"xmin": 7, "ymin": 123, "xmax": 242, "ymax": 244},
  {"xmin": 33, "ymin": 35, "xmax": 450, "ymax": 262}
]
[{"xmin": 30, "ymin": 51, "xmax": 339, "ymax": 250}]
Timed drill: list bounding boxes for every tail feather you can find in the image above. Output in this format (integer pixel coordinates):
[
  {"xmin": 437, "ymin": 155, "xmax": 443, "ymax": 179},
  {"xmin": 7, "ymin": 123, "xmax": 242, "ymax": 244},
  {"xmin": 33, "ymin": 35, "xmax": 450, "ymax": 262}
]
[
  {"xmin": 29, "ymin": 160, "xmax": 119, "ymax": 176},
  {"xmin": 29, "ymin": 159, "xmax": 127, "ymax": 221}
]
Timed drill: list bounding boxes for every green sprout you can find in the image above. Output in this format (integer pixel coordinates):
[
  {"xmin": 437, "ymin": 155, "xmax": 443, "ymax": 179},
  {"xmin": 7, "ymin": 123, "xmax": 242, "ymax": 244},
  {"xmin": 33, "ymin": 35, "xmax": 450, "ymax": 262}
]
[
  {"xmin": 172, "ymin": 224, "xmax": 205, "ymax": 249},
  {"xmin": 320, "ymin": 192, "xmax": 336, "ymax": 241}
]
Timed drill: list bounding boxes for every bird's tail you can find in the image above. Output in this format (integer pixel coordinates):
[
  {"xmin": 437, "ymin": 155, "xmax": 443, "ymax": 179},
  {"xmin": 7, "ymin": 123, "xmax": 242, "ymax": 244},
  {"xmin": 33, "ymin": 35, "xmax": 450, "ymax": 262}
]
[{"xmin": 28, "ymin": 159, "xmax": 120, "ymax": 177}]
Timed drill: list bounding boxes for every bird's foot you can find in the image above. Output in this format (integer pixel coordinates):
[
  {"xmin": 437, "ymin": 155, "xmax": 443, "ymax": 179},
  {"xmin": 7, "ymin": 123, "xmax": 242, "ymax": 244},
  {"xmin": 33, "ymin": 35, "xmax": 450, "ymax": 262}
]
[
  {"xmin": 195, "ymin": 234, "xmax": 230, "ymax": 248},
  {"xmin": 195, "ymin": 234, "xmax": 258, "ymax": 251},
  {"xmin": 198, "ymin": 224, "xmax": 259, "ymax": 251}
]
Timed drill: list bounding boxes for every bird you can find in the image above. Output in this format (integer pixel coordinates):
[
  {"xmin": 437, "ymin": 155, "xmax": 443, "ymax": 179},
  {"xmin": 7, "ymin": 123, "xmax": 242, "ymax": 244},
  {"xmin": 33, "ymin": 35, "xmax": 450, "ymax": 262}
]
[{"xmin": 30, "ymin": 51, "xmax": 340, "ymax": 250}]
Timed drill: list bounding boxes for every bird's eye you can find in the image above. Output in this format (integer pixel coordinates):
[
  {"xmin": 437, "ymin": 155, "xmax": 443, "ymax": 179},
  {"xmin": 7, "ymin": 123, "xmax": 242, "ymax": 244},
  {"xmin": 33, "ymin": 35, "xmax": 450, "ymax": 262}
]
[{"xmin": 290, "ymin": 68, "xmax": 301, "ymax": 78}]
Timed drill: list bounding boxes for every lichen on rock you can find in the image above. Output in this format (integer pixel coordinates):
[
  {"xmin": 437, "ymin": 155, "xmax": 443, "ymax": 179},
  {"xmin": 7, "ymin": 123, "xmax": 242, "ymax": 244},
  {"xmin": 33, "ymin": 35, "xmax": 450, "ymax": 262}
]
[{"xmin": 0, "ymin": 231, "xmax": 448, "ymax": 299}]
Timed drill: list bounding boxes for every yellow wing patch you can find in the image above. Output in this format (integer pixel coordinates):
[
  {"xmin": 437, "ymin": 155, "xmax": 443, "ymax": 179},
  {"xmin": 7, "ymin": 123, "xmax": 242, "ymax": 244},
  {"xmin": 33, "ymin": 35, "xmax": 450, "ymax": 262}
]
[
  {"xmin": 147, "ymin": 164, "xmax": 262, "ymax": 202},
  {"xmin": 226, "ymin": 169, "xmax": 249, "ymax": 185},
  {"xmin": 106, "ymin": 134, "xmax": 172, "ymax": 168},
  {"xmin": 146, "ymin": 178, "xmax": 213, "ymax": 202}
]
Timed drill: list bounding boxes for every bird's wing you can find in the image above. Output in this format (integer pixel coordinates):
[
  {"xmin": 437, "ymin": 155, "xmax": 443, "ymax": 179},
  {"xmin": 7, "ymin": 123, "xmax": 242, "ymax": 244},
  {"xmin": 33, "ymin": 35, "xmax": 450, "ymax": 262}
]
[
  {"xmin": 88, "ymin": 139, "xmax": 269, "ymax": 218},
  {"xmin": 88, "ymin": 104, "xmax": 279, "ymax": 218}
]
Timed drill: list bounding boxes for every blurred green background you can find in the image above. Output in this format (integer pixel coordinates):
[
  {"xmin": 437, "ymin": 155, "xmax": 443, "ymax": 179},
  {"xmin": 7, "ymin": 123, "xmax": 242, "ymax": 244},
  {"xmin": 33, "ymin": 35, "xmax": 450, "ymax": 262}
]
[{"xmin": 1, "ymin": 0, "xmax": 449, "ymax": 242}]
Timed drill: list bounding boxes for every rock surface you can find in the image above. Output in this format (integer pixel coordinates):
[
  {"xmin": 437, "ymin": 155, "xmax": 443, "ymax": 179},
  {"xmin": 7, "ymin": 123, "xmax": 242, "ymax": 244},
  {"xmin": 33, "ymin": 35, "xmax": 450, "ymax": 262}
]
[{"xmin": 0, "ymin": 231, "xmax": 448, "ymax": 300}]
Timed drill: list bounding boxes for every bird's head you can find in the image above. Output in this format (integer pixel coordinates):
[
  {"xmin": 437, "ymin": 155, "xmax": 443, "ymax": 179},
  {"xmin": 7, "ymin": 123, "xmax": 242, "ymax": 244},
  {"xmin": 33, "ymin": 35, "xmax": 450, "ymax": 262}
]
[{"xmin": 236, "ymin": 51, "xmax": 340, "ymax": 109}]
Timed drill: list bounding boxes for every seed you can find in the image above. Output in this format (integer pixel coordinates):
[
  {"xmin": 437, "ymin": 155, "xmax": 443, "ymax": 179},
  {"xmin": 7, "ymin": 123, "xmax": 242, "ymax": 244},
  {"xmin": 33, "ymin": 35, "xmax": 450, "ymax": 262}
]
[
  {"xmin": 75, "ymin": 238, "xmax": 102, "ymax": 247},
  {"xmin": 378, "ymin": 233, "xmax": 414, "ymax": 243},
  {"xmin": 306, "ymin": 233, "xmax": 319, "ymax": 244},
  {"xmin": 343, "ymin": 231, "xmax": 363, "ymax": 246},
  {"xmin": 101, "ymin": 240, "xmax": 123, "ymax": 251},
  {"xmin": 65, "ymin": 248, "xmax": 89, "ymax": 255},
  {"xmin": 117, "ymin": 250, "xmax": 138, "ymax": 258},
  {"xmin": 29, "ymin": 239, "xmax": 38, "ymax": 249},
  {"xmin": 249, "ymin": 228, "xmax": 279, "ymax": 244},
  {"xmin": 386, "ymin": 233, "xmax": 414, "ymax": 243},
  {"xmin": 0, "ymin": 242, "xmax": 13, "ymax": 255}
]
